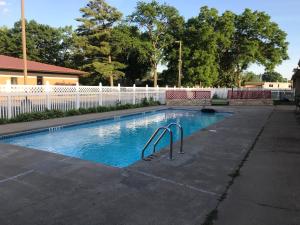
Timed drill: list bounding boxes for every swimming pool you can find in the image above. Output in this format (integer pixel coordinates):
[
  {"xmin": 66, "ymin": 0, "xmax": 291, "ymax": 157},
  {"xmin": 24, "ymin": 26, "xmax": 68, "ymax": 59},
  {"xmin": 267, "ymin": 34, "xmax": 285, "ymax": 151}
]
[{"xmin": 1, "ymin": 109, "xmax": 230, "ymax": 167}]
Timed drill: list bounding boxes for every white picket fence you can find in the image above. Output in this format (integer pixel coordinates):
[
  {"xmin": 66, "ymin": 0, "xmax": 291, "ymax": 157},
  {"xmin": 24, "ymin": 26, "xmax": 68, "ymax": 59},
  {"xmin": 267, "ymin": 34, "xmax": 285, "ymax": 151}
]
[
  {"xmin": 0, "ymin": 83, "xmax": 167, "ymax": 119},
  {"xmin": 0, "ymin": 82, "xmax": 294, "ymax": 119}
]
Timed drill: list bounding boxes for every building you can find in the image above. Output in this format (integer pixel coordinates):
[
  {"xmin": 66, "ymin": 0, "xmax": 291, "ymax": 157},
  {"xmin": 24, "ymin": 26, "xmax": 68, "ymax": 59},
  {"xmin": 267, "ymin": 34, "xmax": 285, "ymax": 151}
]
[
  {"xmin": 243, "ymin": 81, "xmax": 292, "ymax": 89},
  {"xmin": 0, "ymin": 55, "xmax": 86, "ymax": 85},
  {"xmin": 292, "ymin": 60, "xmax": 300, "ymax": 95}
]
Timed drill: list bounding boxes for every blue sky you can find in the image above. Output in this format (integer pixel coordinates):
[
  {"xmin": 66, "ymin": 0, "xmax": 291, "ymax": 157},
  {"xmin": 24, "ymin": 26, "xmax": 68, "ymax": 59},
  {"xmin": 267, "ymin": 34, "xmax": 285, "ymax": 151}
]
[{"xmin": 0, "ymin": 0, "xmax": 299, "ymax": 79}]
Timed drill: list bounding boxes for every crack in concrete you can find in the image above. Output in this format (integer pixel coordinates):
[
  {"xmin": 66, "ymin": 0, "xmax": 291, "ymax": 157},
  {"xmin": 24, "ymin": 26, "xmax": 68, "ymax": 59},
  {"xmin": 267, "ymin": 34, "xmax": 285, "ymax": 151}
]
[
  {"xmin": 254, "ymin": 201, "xmax": 300, "ymax": 212},
  {"xmin": 270, "ymin": 150, "xmax": 300, "ymax": 155},
  {"xmin": 0, "ymin": 170, "xmax": 34, "ymax": 184},
  {"xmin": 126, "ymin": 168, "xmax": 220, "ymax": 197},
  {"xmin": 253, "ymin": 149, "xmax": 300, "ymax": 155},
  {"xmin": 202, "ymin": 108, "xmax": 275, "ymax": 225}
]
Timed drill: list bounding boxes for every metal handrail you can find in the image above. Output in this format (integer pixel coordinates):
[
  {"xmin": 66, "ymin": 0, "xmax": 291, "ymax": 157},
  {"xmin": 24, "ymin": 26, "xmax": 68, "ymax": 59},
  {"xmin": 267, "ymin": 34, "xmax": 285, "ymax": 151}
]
[
  {"xmin": 141, "ymin": 127, "xmax": 173, "ymax": 160},
  {"xmin": 153, "ymin": 123, "xmax": 184, "ymax": 155}
]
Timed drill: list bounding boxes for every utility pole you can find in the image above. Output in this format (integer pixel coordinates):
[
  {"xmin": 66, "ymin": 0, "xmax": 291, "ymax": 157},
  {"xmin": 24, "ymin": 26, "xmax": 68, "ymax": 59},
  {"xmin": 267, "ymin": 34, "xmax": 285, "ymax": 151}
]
[
  {"xmin": 21, "ymin": 0, "xmax": 28, "ymax": 85},
  {"xmin": 175, "ymin": 41, "xmax": 182, "ymax": 87}
]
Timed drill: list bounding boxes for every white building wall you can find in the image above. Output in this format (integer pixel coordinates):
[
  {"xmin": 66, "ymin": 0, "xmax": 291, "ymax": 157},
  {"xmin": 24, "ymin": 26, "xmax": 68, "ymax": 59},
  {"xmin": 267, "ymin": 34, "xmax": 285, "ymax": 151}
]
[{"xmin": 262, "ymin": 82, "xmax": 292, "ymax": 90}]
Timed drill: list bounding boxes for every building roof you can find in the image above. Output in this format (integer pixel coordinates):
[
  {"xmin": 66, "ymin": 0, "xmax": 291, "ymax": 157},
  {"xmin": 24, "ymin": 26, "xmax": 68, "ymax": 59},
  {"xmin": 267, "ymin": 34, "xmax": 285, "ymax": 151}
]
[{"xmin": 0, "ymin": 55, "xmax": 86, "ymax": 75}]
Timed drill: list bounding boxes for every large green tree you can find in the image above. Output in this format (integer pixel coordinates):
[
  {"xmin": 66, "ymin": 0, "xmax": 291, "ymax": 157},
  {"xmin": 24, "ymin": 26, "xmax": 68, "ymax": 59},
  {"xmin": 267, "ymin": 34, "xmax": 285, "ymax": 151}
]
[
  {"xmin": 0, "ymin": 27, "xmax": 11, "ymax": 55},
  {"xmin": 183, "ymin": 7, "xmax": 220, "ymax": 87},
  {"xmin": 0, "ymin": 21, "xmax": 74, "ymax": 67},
  {"xmin": 262, "ymin": 71, "xmax": 286, "ymax": 82},
  {"xmin": 111, "ymin": 24, "xmax": 152, "ymax": 85},
  {"xmin": 163, "ymin": 7, "xmax": 288, "ymax": 87},
  {"xmin": 219, "ymin": 9, "xmax": 289, "ymax": 87},
  {"xmin": 129, "ymin": 0, "xmax": 184, "ymax": 87},
  {"xmin": 241, "ymin": 71, "xmax": 261, "ymax": 86},
  {"xmin": 76, "ymin": 0, "xmax": 124, "ymax": 86},
  {"xmin": 1, "ymin": 3, "xmax": 289, "ymax": 88},
  {"xmin": 215, "ymin": 10, "xmax": 236, "ymax": 87}
]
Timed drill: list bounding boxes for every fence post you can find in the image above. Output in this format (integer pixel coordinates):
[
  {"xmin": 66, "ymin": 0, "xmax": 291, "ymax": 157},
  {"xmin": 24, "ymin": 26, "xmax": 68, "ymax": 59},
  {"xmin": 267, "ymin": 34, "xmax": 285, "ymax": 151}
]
[
  {"xmin": 45, "ymin": 81, "xmax": 51, "ymax": 109},
  {"xmin": 165, "ymin": 85, "xmax": 168, "ymax": 104},
  {"xmin": 156, "ymin": 85, "xmax": 159, "ymax": 101},
  {"xmin": 133, "ymin": 84, "xmax": 136, "ymax": 105},
  {"xmin": 6, "ymin": 80, "xmax": 12, "ymax": 119},
  {"xmin": 99, "ymin": 82, "xmax": 103, "ymax": 106},
  {"xmin": 146, "ymin": 84, "xmax": 149, "ymax": 100},
  {"xmin": 75, "ymin": 82, "xmax": 80, "ymax": 109},
  {"xmin": 118, "ymin": 83, "xmax": 121, "ymax": 103},
  {"xmin": 211, "ymin": 88, "xmax": 214, "ymax": 99}
]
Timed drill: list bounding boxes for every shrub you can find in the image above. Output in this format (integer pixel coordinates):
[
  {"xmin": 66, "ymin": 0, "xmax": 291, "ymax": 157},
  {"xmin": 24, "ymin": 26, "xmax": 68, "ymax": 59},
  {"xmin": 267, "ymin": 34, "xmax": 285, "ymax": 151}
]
[
  {"xmin": 96, "ymin": 106, "xmax": 107, "ymax": 112},
  {"xmin": 10, "ymin": 113, "xmax": 35, "ymax": 123},
  {"xmin": 0, "ymin": 118, "xmax": 7, "ymax": 124},
  {"xmin": 141, "ymin": 98, "xmax": 150, "ymax": 106},
  {"xmin": 31, "ymin": 112, "xmax": 49, "ymax": 120},
  {"xmin": 51, "ymin": 110, "xmax": 64, "ymax": 118},
  {"xmin": 78, "ymin": 108, "xmax": 88, "ymax": 114},
  {"xmin": 115, "ymin": 100, "xmax": 122, "ymax": 107},
  {"xmin": 65, "ymin": 109, "xmax": 81, "ymax": 116},
  {"xmin": 212, "ymin": 94, "xmax": 220, "ymax": 99},
  {"xmin": 87, "ymin": 107, "xmax": 97, "ymax": 113}
]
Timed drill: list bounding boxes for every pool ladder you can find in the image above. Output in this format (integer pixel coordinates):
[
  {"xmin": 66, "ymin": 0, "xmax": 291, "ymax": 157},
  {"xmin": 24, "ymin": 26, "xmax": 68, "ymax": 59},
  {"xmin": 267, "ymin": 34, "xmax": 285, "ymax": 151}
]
[{"xmin": 141, "ymin": 123, "xmax": 184, "ymax": 161}]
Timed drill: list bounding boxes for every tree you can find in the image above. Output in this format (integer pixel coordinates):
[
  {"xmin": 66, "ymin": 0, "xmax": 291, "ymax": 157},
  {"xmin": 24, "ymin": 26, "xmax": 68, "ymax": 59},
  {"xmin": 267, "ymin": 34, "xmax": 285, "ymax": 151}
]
[
  {"xmin": 215, "ymin": 10, "xmax": 236, "ymax": 87},
  {"xmin": 219, "ymin": 9, "xmax": 289, "ymax": 87},
  {"xmin": 76, "ymin": 0, "xmax": 124, "ymax": 86},
  {"xmin": 0, "ymin": 21, "xmax": 74, "ymax": 67},
  {"xmin": 165, "ymin": 7, "xmax": 288, "ymax": 87},
  {"xmin": 241, "ymin": 71, "xmax": 261, "ymax": 86},
  {"xmin": 110, "ymin": 25, "xmax": 152, "ymax": 85},
  {"xmin": 160, "ymin": 11, "xmax": 185, "ymax": 86},
  {"xmin": 0, "ymin": 27, "xmax": 11, "ymax": 55},
  {"xmin": 183, "ymin": 7, "xmax": 220, "ymax": 87},
  {"xmin": 129, "ymin": 0, "xmax": 184, "ymax": 87},
  {"xmin": 262, "ymin": 71, "xmax": 286, "ymax": 82}
]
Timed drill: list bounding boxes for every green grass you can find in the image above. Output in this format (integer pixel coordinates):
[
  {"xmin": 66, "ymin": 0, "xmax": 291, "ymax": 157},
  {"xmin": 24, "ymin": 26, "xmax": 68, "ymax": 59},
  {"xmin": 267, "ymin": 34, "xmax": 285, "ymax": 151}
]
[{"xmin": 211, "ymin": 99, "xmax": 229, "ymax": 106}]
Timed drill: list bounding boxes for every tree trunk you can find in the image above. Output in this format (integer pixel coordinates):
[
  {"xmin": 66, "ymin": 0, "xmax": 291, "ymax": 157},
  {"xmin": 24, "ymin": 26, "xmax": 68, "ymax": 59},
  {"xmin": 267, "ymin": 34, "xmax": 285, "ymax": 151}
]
[
  {"xmin": 153, "ymin": 64, "xmax": 158, "ymax": 87},
  {"xmin": 236, "ymin": 65, "xmax": 242, "ymax": 88},
  {"xmin": 110, "ymin": 75, "xmax": 114, "ymax": 87},
  {"xmin": 108, "ymin": 55, "xmax": 113, "ymax": 87},
  {"xmin": 237, "ymin": 71, "xmax": 242, "ymax": 88}
]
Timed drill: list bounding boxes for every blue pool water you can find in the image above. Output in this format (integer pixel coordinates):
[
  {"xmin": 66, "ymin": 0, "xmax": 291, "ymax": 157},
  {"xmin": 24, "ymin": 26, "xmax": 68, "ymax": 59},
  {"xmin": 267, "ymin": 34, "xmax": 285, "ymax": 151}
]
[{"xmin": 1, "ymin": 109, "xmax": 230, "ymax": 167}]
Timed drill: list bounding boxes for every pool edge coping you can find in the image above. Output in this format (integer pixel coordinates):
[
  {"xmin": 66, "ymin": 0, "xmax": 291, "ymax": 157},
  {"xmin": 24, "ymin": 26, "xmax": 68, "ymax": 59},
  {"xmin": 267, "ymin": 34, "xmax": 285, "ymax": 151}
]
[
  {"xmin": 0, "ymin": 105, "xmax": 235, "ymax": 169},
  {"xmin": 0, "ymin": 106, "xmax": 167, "ymax": 138},
  {"xmin": 0, "ymin": 106, "xmax": 233, "ymax": 140}
]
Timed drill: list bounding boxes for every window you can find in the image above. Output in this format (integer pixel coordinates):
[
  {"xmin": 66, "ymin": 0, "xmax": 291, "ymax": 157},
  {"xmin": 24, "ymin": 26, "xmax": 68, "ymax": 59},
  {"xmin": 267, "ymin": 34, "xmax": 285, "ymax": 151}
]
[
  {"xmin": 37, "ymin": 76, "xmax": 43, "ymax": 85},
  {"xmin": 11, "ymin": 77, "xmax": 18, "ymax": 85},
  {"xmin": 269, "ymin": 84, "xmax": 273, "ymax": 87}
]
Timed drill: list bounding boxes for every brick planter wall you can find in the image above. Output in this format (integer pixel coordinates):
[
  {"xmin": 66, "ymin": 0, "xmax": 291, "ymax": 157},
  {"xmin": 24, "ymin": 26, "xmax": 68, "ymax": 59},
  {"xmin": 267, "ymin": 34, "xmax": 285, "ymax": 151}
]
[
  {"xmin": 166, "ymin": 90, "xmax": 211, "ymax": 106},
  {"xmin": 166, "ymin": 99, "xmax": 211, "ymax": 106},
  {"xmin": 229, "ymin": 99, "xmax": 273, "ymax": 106}
]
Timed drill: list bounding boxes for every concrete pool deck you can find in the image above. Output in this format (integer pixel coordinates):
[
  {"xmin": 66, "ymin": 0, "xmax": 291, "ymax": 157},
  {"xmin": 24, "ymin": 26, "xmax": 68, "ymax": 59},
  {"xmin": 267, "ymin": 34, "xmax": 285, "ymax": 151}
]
[{"xmin": 0, "ymin": 105, "xmax": 299, "ymax": 225}]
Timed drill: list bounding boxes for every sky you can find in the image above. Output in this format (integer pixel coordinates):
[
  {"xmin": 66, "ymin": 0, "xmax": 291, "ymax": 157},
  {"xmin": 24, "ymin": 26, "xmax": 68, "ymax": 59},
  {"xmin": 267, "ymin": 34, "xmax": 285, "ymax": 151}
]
[{"xmin": 0, "ymin": 0, "xmax": 299, "ymax": 79}]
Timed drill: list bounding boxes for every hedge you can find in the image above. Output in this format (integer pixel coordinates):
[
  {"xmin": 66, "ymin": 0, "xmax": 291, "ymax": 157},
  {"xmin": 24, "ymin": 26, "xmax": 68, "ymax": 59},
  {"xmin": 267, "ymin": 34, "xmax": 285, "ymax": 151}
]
[{"xmin": 0, "ymin": 98, "xmax": 160, "ymax": 125}]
